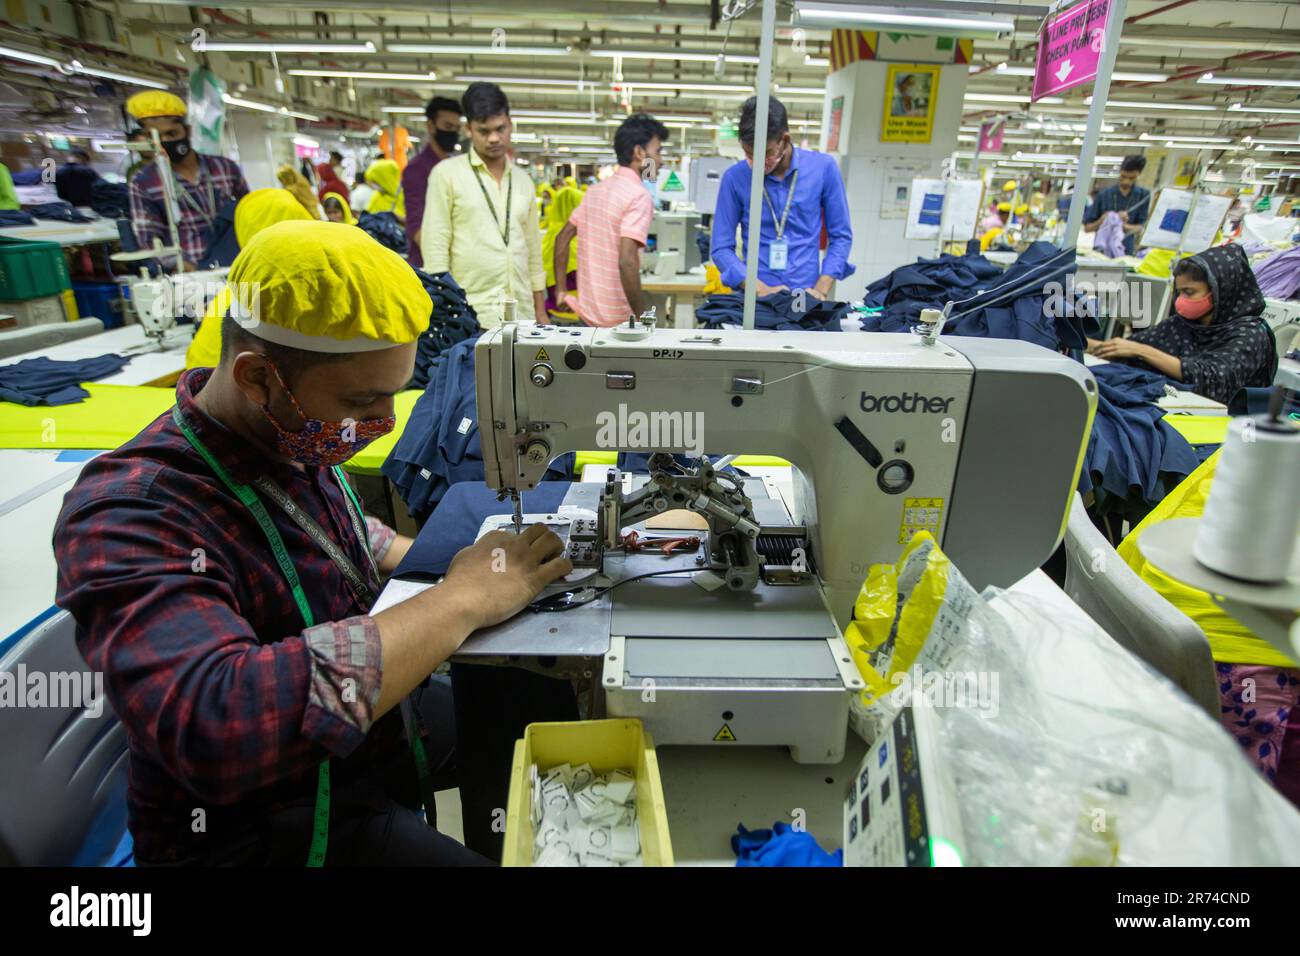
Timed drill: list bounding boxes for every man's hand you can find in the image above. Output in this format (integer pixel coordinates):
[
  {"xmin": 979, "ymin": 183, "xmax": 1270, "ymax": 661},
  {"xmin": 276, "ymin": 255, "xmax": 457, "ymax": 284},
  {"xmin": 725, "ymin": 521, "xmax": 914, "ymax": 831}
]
[
  {"xmin": 1118, "ymin": 210, "xmax": 1129, "ymax": 223},
  {"xmin": 1091, "ymin": 337, "xmax": 1146, "ymax": 361},
  {"xmin": 755, "ymin": 279, "xmax": 789, "ymax": 297},
  {"xmin": 808, "ymin": 275, "xmax": 835, "ymax": 301},
  {"xmin": 443, "ymin": 524, "xmax": 572, "ymax": 630}
]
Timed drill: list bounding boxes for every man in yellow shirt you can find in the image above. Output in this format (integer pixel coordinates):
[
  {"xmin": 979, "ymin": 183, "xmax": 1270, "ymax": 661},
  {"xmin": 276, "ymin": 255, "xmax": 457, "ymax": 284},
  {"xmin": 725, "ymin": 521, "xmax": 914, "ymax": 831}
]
[{"xmin": 420, "ymin": 83, "xmax": 546, "ymax": 327}]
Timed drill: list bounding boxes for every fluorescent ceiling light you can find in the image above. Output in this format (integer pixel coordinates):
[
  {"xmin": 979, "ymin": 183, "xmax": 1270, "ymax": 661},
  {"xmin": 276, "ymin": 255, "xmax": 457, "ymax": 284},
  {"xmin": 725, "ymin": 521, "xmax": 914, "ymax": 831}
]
[
  {"xmin": 542, "ymin": 135, "xmax": 607, "ymax": 143},
  {"xmin": 1089, "ymin": 97, "xmax": 1218, "ymax": 111},
  {"xmin": 0, "ymin": 45, "xmax": 62, "ymax": 68},
  {"xmin": 1199, "ymin": 72, "xmax": 1300, "ymax": 89},
  {"xmin": 515, "ymin": 116, "xmax": 609, "ymax": 126},
  {"xmin": 68, "ymin": 60, "xmax": 168, "ymax": 89},
  {"xmin": 591, "ymin": 48, "xmax": 759, "ymax": 64},
  {"xmin": 293, "ymin": 135, "xmax": 320, "ymax": 148},
  {"xmin": 202, "ymin": 41, "xmax": 375, "ymax": 53},
  {"xmin": 775, "ymin": 86, "xmax": 825, "ymax": 95},
  {"xmin": 456, "ymin": 74, "xmax": 599, "ymax": 88},
  {"xmin": 793, "ymin": 2, "xmax": 1014, "ymax": 39},
  {"xmin": 389, "ymin": 43, "xmax": 568, "ymax": 56},
  {"xmin": 620, "ymin": 81, "xmax": 753, "ymax": 92},
  {"xmin": 1255, "ymin": 145, "xmax": 1300, "ymax": 152},
  {"xmin": 1139, "ymin": 132, "xmax": 1231, "ymax": 144},
  {"xmin": 288, "ymin": 69, "xmax": 436, "ymax": 81},
  {"xmin": 222, "ymin": 94, "xmax": 319, "ymax": 121},
  {"xmin": 805, "ymin": 55, "xmax": 829, "ymax": 67},
  {"xmin": 1229, "ymin": 103, "xmax": 1300, "ymax": 115},
  {"xmin": 381, "ymin": 106, "xmax": 426, "ymax": 114},
  {"xmin": 513, "ymin": 110, "xmax": 598, "ymax": 119},
  {"xmin": 992, "ymin": 63, "xmax": 1166, "ymax": 82},
  {"xmin": 966, "ymin": 93, "xmax": 1064, "ymax": 104}
]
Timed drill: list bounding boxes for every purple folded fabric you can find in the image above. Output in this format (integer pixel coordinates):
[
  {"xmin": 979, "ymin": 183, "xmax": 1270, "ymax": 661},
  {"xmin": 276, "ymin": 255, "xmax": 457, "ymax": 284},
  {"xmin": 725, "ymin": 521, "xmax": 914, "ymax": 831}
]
[
  {"xmin": 1096, "ymin": 210, "xmax": 1126, "ymax": 259},
  {"xmin": 1253, "ymin": 244, "xmax": 1300, "ymax": 300}
]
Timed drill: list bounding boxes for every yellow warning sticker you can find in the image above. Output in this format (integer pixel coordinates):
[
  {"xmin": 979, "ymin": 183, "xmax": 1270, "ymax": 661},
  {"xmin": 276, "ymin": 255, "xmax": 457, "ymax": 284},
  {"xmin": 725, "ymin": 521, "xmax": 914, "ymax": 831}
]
[
  {"xmin": 713, "ymin": 723, "xmax": 737, "ymax": 742},
  {"xmin": 898, "ymin": 497, "xmax": 944, "ymax": 544},
  {"xmin": 535, "ymin": 347, "xmax": 549, "ymax": 361}
]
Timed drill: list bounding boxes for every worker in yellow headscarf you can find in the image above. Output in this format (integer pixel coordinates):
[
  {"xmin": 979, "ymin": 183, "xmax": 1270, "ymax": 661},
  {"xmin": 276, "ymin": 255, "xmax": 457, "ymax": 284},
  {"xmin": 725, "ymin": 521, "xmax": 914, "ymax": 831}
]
[
  {"xmin": 364, "ymin": 158, "xmax": 405, "ymax": 221},
  {"xmin": 185, "ymin": 188, "xmax": 315, "ymax": 367},
  {"xmin": 277, "ymin": 164, "xmax": 323, "ymax": 219},
  {"xmin": 322, "ymin": 191, "xmax": 357, "ymax": 225},
  {"xmin": 54, "ymin": 218, "xmax": 570, "ymax": 866}
]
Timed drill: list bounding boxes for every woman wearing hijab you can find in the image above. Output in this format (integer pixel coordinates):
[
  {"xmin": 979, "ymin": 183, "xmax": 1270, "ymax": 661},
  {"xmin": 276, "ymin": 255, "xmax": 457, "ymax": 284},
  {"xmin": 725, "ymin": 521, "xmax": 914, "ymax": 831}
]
[
  {"xmin": 316, "ymin": 161, "xmax": 350, "ymax": 206},
  {"xmin": 1088, "ymin": 244, "xmax": 1278, "ymax": 405},
  {"xmin": 276, "ymin": 164, "xmax": 323, "ymax": 219},
  {"xmin": 364, "ymin": 158, "xmax": 405, "ymax": 222},
  {"xmin": 184, "ymin": 188, "xmax": 315, "ymax": 368},
  {"xmin": 322, "ymin": 191, "xmax": 357, "ymax": 225}
]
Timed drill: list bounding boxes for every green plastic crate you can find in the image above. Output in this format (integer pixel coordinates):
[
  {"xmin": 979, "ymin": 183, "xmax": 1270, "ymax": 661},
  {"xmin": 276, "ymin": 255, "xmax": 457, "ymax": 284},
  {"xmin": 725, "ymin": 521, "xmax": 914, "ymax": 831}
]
[{"xmin": 0, "ymin": 236, "xmax": 71, "ymax": 301}]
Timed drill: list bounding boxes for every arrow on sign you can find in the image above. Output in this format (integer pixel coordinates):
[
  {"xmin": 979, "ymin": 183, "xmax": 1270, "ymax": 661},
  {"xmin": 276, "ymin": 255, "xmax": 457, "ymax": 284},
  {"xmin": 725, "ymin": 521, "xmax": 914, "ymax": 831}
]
[{"xmin": 1055, "ymin": 60, "xmax": 1074, "ymax": 83}]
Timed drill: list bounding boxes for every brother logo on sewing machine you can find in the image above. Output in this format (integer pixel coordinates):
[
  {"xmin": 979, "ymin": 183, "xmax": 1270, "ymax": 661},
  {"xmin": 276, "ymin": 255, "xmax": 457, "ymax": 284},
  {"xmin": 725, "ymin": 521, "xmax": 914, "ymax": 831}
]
[{"xmin": 859, "ymin": 392, "xmax": 957, "ymax": 414}]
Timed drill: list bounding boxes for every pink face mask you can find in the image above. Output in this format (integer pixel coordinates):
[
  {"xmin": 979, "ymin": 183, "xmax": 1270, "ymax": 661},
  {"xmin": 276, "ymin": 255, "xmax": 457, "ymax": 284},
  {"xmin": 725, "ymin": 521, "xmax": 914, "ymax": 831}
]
[
  {"xmin": 1175, "ymin": 294, "xmax": 1213, "ymax": 321},
  {"xmin": 261, "ymin": 362, "xmax": 395, "ymax": 467}
]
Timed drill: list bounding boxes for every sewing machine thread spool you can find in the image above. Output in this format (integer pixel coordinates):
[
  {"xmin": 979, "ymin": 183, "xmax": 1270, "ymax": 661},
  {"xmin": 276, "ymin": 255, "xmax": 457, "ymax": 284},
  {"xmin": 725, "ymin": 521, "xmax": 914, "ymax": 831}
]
[{"xmin": 1192, "ymin": 415, "xmax": 1300, "ymax": 583}]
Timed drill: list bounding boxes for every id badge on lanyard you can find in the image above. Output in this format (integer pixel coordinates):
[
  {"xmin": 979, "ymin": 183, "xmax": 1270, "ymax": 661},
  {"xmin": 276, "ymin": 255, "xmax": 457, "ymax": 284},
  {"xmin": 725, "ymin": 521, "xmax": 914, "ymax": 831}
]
[{"xmin": 768, "ymin": 239, "xmax": 789, "ymax": 270}]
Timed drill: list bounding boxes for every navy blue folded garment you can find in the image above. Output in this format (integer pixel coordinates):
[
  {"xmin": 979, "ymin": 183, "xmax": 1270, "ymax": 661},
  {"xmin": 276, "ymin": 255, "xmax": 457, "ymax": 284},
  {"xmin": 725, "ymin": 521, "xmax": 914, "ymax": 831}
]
[
  {"xmin": 732, "ymin": 822, "xmax": 842, "ymax": 867},
  {"xmin": 27, "ymin": 201, "xmax": 93, "ymax": 223},
  {"xmin": 0, "ymin": 209, "xmax": 35, "ymax": 226},
  {"xmin": 410, "ymin": 270, "xmax": 481, "ymax": 390},
  {"xmin": 89, "ymin": 179, "xmax": 130, "ymax": 220},
  {"xmin": 697, "ymin": 290, "xmax": 848, "ymax": 331},
  {"xmin": 394, "ymin": 480, "xmax": 573, "ymax": 577},
  {"xmin": 860, "ymin": 242, "xmax": 1099, "ymax": 350},
  {"xmin": 383, "ymin": 337, "xmax": 573, "ymax": 523},
  {"xmin": 357, "ymin": 211, "xmax": 406, "ymax": 253},
  {"xmin": 10, "ymin": 167, "xmax": 42, "ymax": 186},
  {"xmin": 0, "ymin": 354, "xmax": 130, "ymax": 406},
  {"xmin": 1079, "ymin": 362, "xmax": 1202, "ymax": 517},
  {"xmin": 196, "ymin": 197, "xmax": 241, "ymax": 270},
  {"xmin": 55, "ymin": 164, "xmax": 101, "ymax": 208}
]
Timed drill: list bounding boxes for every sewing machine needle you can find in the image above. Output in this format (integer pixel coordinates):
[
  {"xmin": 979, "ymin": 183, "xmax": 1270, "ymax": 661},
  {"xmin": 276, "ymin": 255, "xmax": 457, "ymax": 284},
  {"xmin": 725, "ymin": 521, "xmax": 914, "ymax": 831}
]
[{"xmin": 512, "ymin": 491, "xmax": 523, "ymax": 534}]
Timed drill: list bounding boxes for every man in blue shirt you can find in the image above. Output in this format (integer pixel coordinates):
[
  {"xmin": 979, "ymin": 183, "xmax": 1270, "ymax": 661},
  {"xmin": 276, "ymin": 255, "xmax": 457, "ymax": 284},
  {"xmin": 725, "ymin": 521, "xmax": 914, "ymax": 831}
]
[
  {"xmin": 1084, "ymin": 154, "xmax": 1151, "ymax": 256},
  {"xmin": 710, "ymin": 96, "xmax": 854, "ymax": 300}
]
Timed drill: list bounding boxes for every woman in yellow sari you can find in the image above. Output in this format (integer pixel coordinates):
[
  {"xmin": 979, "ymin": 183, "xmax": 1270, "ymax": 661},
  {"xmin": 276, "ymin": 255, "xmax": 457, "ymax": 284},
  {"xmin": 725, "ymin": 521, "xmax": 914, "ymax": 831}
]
[{"xmin": 542, "ymin": 185, "xmax": 583, "ymax": 314}]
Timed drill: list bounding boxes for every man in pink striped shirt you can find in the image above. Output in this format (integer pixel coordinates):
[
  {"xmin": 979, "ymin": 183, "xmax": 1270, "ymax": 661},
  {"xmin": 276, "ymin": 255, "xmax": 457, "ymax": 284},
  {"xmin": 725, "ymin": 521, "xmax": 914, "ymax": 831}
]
[{"xmin": 553, "ymin": 115, "xmax": 669, "ymax": 327}]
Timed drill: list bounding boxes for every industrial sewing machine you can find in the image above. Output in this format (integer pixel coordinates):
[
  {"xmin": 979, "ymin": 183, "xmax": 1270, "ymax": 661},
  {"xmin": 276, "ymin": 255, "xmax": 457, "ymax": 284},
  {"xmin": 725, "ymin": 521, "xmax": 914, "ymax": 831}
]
[{"xmin": 470, "ymin": 320, "xmax": 1097, "ymax": 763}]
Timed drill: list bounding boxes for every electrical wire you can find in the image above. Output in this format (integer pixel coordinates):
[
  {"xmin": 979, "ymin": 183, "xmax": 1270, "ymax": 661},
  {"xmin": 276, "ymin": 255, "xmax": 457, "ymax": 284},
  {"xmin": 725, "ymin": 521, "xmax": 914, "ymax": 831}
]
[{"xmin": 528, "ymin": 567, "xmax": 698, "ymax": 613}]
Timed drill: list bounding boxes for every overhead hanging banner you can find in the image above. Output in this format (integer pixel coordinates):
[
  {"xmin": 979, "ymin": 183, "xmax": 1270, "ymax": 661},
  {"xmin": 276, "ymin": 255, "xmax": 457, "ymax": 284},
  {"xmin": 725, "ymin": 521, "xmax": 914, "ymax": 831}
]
[
  {"xmin": 881, "ymin": 63, "xmax": 940, "ymax": 144},
  {"xmin": 1032, "ymin": 0, "xmax": 1111, "ymax": 101},
  {"xmin": 188, "ymin": 68, "xmax": 226, "ymax": 156}
]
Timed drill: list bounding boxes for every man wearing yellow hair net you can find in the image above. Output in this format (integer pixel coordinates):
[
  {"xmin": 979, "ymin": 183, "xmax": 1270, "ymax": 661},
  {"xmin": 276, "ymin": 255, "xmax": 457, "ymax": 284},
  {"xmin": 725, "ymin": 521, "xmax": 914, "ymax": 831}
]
[
  {"xmin": 125, "ymin": 90, "xmax": 249, "ymax": 271},
  {"xmin": 54, "ymin": 221, "xmax": 571, "ymax": 866}
]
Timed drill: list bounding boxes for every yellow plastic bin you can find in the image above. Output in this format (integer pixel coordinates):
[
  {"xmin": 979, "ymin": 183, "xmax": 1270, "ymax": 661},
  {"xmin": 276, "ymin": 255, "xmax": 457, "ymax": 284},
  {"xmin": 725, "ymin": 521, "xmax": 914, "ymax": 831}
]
[{"xmin": 503, "ymin": 718, "xmax": 674, "ymax": 866}]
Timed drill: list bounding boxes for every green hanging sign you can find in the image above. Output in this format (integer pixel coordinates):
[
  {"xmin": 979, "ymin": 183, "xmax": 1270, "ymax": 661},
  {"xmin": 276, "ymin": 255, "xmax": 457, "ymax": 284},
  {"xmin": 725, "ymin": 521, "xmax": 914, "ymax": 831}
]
[{"xmin": 188, "ymin": 67, "xmax": 227, "ymax": 155}]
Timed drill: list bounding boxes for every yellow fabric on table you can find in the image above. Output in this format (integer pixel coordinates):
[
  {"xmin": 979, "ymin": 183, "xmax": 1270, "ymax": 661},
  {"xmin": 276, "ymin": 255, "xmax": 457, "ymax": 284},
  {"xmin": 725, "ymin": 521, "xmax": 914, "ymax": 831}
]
[
  {"xmin": 341, "ymin": 389, "xmax": 422, "ymax": 475},
  {"xmin": 1163, "ymin": 414, "xmax": 1231, "ymax": 446},
  {"xmin": 1118, "ymin": 450, "xmax": 1296, "ymax": 668},
  {"xmin": 0, "ymin": 385, "xmax": 173, "ymax": 449}
]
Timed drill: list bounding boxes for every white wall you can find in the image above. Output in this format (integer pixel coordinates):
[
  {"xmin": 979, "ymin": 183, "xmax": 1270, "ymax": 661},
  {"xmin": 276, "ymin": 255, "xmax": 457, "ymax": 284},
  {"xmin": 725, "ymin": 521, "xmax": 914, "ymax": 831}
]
[{"xmin": 822, "ymin": 60, "xmax": 969, "ymax": 301}]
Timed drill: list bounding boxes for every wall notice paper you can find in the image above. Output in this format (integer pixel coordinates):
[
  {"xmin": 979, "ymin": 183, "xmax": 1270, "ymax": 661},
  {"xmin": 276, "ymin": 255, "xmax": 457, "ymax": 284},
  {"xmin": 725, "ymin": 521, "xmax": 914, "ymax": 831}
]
[
  {"xmin": 881, "ymin": 161, "xmax": 932, "ymax": 220},
  {"xmin": 1140, "ymin": 188, "xmax": 1233, "ymax": 253},
  {"xmin": 904, "ymin": 178, "xmax": 984, "ymax": 241}
]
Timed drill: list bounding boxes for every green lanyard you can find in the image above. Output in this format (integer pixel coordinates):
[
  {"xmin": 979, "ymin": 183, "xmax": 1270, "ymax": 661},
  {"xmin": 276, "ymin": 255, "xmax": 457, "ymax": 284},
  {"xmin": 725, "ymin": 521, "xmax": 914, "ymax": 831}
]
[
  {"xmin": 472, "ymin": 164, "xmax": 513, "ymax": 247},
  {"xmin": 171, "ymin": 406, "xmax": 433, "ymax": 867},
  {"xmin": 762, "ymin": 168, "xmax": 799, "ymax": 241}
]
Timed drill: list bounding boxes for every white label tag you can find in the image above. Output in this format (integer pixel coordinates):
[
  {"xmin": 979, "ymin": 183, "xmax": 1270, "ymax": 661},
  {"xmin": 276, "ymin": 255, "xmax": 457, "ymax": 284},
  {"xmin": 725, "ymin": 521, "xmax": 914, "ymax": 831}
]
[
  {"xmin": 457, "ymin": 417, "xmax": 473, "ymax": 435},
  {"xmin": 768, "ymin": 239, "xmax": 788, "ymax": 270}
]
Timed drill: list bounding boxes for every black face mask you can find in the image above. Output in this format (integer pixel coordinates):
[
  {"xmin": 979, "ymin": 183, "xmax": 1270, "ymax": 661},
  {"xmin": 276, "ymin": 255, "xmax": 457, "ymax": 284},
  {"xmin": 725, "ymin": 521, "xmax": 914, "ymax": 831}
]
[
  {"xmin": 162, "ymin": 137, "xmax": 192, "ymax": 163},
  {"xmin": 434, "ymin": 129, "xmax": 460, "ymax": 153}
]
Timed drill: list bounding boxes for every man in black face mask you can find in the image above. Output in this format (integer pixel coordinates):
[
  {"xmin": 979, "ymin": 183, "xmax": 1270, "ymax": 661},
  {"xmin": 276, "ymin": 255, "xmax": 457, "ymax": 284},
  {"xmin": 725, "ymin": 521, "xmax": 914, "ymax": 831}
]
[
  {"xmin": 126, "ymin": 90, "xmax": 249, "ymax": 272},
  {"xmin": 402, "ymin": 95, "xmax": 462, "ymax": 268}
]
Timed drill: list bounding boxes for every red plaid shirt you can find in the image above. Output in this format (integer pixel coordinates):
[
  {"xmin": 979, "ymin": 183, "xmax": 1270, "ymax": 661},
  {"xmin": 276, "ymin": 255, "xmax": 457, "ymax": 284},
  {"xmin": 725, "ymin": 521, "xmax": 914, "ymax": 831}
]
[
  {"xmin": 54, "ymin": 368, "xmax": 403, "ymax": 864},
  {"xmin": 128, "ymin": 155, "xmax": 248, "ymax": 266}
]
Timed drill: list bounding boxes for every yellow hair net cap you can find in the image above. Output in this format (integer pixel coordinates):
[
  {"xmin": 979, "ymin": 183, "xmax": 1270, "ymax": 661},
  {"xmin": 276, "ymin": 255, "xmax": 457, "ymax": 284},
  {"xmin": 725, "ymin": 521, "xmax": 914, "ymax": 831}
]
[
  {"xmin": 234, "ymin": 188, "xmax": 314, "ymax": 246},
  {"xmin": 126, "ymin": 91, "xmax": 187, "ymax": 120},
  {"xmin": 228, "ymin": 220, "xmax": 429, "ymax": 353},
  {"xmin": 1002, "ymin": 179, "xmax": 1017, "ymax": 192}
]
